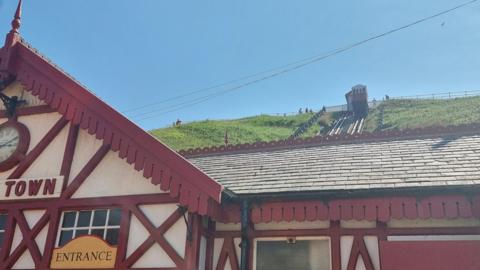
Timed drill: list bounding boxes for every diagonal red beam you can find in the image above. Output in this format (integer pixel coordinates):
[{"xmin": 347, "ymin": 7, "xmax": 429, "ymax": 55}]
[
  {"xmin": 4, "ymin": 209, "xmax": 49, "ymax": 268},
  {"xmin": 124, "ymin": 205, "xmax": 184, "ymax": 268},
  {"xmin": 61, "ymin": 144, "xmax": 109, "ymax": 199},
  {"xmin": 9, "ymin": 118, "xmax": 68, "ymax": 179}
]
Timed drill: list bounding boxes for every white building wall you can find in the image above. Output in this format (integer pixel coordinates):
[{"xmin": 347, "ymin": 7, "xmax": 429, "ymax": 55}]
[{"xmin": 71, "ymin": 150, "xmax": 166, "ymax": 198}]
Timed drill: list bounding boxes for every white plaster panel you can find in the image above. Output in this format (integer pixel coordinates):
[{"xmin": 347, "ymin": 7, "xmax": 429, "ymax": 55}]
[
  {"xmin": 139, "ymin": 204, "xmax": 178, "ymax": 227},
  {"xmin": 132, "ymin": 243, "xmax": 176, "ymax": 268},
  {"xmin": 234, "ymin": 237, "xmax": 241, "ymax": 267},
  {"xmin": 21, "ymin": 123, "xmax": 69, "ymax": 178},
  {"xmin": 387, "ymin": 235, "xmax": 480, "ymax": 241},
  {"xmin": 127, "ymin": 215, "xmax": 150, "ymax": 257},
  {"xmin": 35, "ymin": 222, "xmax": 49, "ymax": 255},
  {"xmin": 387, "ymin": 218, "xmax": 480, "ymax": 228},
  {"xmin": 363, "ymin": 236, "xmax": 380, "ymax": 270},
  {"xmin": 224, "ymin": 258, "xmax": 232, "ymax": 270},
  {"xmin": 213, "ymin": 238, "xmax": 224, "ymax": 270},
  {"xmin": 216, "ymin": 222, "xmax": 241, "ymax": 231},
  {"xmin": 0, "ymin": 167, "xmax": 15, "ymax": 180},
  {"xmin": 254, "ymin": 220, "xmax": 330, "ymax": 230},
  {"xmin": 198, "ymin": 236, "xmax": 207, "ymax": 270},
  {"xmin": 11, "ymin": 250, "xmax": 35, "ymax": 269},
  {"xmin": 68, "ymin": 128, "xmax": 102, "ymax": 184},
  {"xmin": 19, "ymin": 112, "xmax": 63, "ymax": 153},
  {"xmin": 72, "ymin": 150, "xmax": 166, "ymax": 198},
  {"xmin": 340, "ymin": 236, "xmax": 354, "ymax": 270},
  {"xmin": 341, "ymin": 220, "xmax": 376, "ymax": 229},
  {"xmin": 164, "ymin": 218, "xmax": 187, "ymax": 258},
  {"xmin": 355, "ymin": 255, "xmax": 366, "ymax": 270},
  {"xmin": 10, "ymin": 225, "xmax": 23, "ymax": 255},
  {"xmin": 23, "ymin": 210, "xmax": 46, "ymax": 229},
  {"xmin": 2, "ymin": 81, "xmax": 45, "ymax": 108}
]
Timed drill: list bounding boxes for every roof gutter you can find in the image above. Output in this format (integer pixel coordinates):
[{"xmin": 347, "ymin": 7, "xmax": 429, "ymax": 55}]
[{"xmin": 221, "ymin": 185, "xmax": 480, "ymax": 204}]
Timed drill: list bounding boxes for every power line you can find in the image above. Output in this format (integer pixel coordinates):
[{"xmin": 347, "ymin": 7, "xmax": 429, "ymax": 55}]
[
  {"xmin": 123, "ymin": 47, "xmax": 343, "ymax": 114},
  {"xmin": 133, "ymin": 0, "xmax": 478, "ymax": 122}
]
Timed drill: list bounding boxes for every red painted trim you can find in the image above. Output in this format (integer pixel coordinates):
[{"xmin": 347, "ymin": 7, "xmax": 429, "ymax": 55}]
[
  {"xmin": 215, "ymin": 237, "xmax": 239, "ymax": 270},
  {"xmin": 0, "ymin": 105, "xmax": 56, "ymax": 118},
  {"xmin": 8, "ymin": 41, "xmax": 223, "ymax": 214},
  {"xmin": 8, "ymin": 117, "xmax": 67, "ymax": 178},
  {"xmin": 346, "ymin": 234, "xmax": 374, "ymax": 270},
  {"xmin": 0, "ymin": 119, "xmax": 30, "ymax": 172},
  {"xmin": 60, "ymin": 123, "xmax": 78, "ymax": 190},
  {"xmin": 330, "ymin": 221, "xmax": 341, "ymax": 270},
  {"xmin": 204, "ymin": 220, "xmax": 215, "ymax": 270},
  {"xmin": 218, "ymin": 194, "xmax": 480, "ymax": 224},
  {"xmin": 0, "ymin": 193, "xmax": 178, "ymax": 209},
  {"xmin": 115, "ymin": 208, "xmax": 131, "ymax": 268},
  {"xmin": 185, "ymin": 214, "xmax": 202, "ymax": 270},
  {"xmin": 39, "ymin": 208, "xmax": 60, "ymax": 269}
]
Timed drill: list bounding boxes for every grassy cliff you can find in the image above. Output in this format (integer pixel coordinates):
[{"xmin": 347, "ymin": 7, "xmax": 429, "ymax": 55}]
[{"xmin": 150, "ymin": 96, "xmax": 480, "ymax": 151}]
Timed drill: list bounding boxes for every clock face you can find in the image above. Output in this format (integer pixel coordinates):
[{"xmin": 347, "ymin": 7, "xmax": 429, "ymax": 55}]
[
  {"xmin": 0, "ymin": 120, "xmax": 29, "ymax": 172},
  {"xmin": 0, "ymin": 126, "xmax": 20, "ymax": 162}
]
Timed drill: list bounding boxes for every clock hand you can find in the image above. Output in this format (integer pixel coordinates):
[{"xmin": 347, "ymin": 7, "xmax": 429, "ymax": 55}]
[{"xmin": 0, "ymin": 136, "xmax": 18, "ymax": 148}]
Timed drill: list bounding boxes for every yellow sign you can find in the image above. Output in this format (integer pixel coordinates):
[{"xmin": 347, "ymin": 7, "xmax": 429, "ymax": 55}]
[{"xmin": 50, "ymin": 235, "xmax": 117, "ymax": 269}]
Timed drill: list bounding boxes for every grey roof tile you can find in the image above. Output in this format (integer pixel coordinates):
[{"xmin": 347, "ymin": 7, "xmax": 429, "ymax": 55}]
[{"xmin": 188, "ymin": 134, "xmax": 480, "ymax": 194}]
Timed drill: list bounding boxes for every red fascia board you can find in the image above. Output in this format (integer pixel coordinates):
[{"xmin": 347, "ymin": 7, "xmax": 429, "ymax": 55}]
[
  {"xmin": 9, "ymin": 42, "xmax": 223, "ymax": 204},
  {"xmin": 216, "ymin": 194, "xmax": 480, "ymax": 224}
]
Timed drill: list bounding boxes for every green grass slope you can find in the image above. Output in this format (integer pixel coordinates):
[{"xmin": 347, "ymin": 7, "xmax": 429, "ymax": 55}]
[
  {"xmin": 363, "ymin": 96, "xmax": 480, "ymax": 132},
  {"xmin": 150, "ymin": 113, "xmax": 321, "ymax": 150},
  {"xmin": 150, "ymin": 96, "xmax": 480, "ymax": 151}
]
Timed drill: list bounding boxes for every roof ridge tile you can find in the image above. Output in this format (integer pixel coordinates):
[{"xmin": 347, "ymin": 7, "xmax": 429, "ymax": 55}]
[{"xmin": 181, "ymin": 124, "xmax": 480, "ymax": 158}]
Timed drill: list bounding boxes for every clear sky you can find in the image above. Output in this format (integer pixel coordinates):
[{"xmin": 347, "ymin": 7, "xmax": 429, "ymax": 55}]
[{"xmin": 0, "ymin": 0, "xmax": 479, "ymax": 129}]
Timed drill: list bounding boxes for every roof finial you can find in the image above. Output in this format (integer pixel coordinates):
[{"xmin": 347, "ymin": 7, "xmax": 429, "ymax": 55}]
[{"xmin": 11, "ymin": 0, "xmax": 22, "ymax": 33}]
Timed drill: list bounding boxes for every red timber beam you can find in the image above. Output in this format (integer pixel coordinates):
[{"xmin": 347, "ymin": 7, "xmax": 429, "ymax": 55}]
[
  {"xmin": 121, "ymin": 204, "xmax": 185, "ymax": 269},
  {"xmin": 216, "ymin": 194, "xmax": 480, "ymax": 224}
]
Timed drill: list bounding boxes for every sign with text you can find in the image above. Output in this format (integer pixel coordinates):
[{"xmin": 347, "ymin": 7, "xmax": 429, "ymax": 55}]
[
  {"xmin": 50, "ymin": 236, "xmax": 117, "ymax": 269},
  {"xmin": 0, "ymin": 176, "xmax": 63, "ymax": 200}
]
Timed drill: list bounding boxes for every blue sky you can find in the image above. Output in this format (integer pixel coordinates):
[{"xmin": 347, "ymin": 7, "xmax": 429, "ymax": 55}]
[{"xmin": 0, "ymin": 0, "xmax": 479, "ymax": 129}]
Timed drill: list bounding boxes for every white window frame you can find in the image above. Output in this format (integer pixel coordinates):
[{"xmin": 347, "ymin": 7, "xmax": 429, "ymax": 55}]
[
  {"xmin": 253, "ymin": 236, "xmax": 332, "ymax": 270},
  {"xmin": 56, "ymin": 208, "xmax": 121, "ymax": 247}
]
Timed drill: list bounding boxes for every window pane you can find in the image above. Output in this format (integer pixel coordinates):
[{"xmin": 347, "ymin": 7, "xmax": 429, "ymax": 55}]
[
  {"xmin": 106, "ymin": 228, "xmax": 119, "ymax": 245},
  {"xmin": 62, "ymin": 212, "xmax": 76, "ymax": 228},
  {"xmin": 77, "ymin": 211, "xmax": 92, "ymax": 227},
  {"xmin": 108, "ymin": 208, "xmax": 121, "ymax": 226},
  {"xmin": 91, "ymin": 229, "xmax": 104, "ymax": 238},
  {"xmin": 59, "ymin": 230, "xmax": 73, "ymax": 246},
  {"xmin": 0, "ymin": 232, "xmax": 4, "ymax": 246},
  {"xmin": 0, "ymin": 214, "xmax": 7, "ymax": 230},
  {"xmin": 256, "ymin": 240, "xmax": 330, "ymax": 270},
  {"xmin": 75, "ymin": 229, "xmax": 89, "ymax": 238},
  {"xmin": 93, "ymin": 210, "xmax": 107, "ymax": 226}
]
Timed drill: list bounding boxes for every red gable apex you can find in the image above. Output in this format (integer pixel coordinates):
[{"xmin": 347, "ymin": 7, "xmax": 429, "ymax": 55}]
[{"xmin": 0, "ymin": 6, "xmax": 223, "ymax": 215}]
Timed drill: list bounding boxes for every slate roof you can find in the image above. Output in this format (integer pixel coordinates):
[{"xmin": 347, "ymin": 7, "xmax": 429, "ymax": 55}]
[{"xmin": 188, "ymin": 133, "xmax": 480, "ymax": 194}]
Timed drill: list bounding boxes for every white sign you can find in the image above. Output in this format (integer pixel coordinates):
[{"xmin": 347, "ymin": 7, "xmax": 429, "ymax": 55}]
[{"xmin": 0, "ymin": 176, "xmax": 64, "ymax": 200}]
